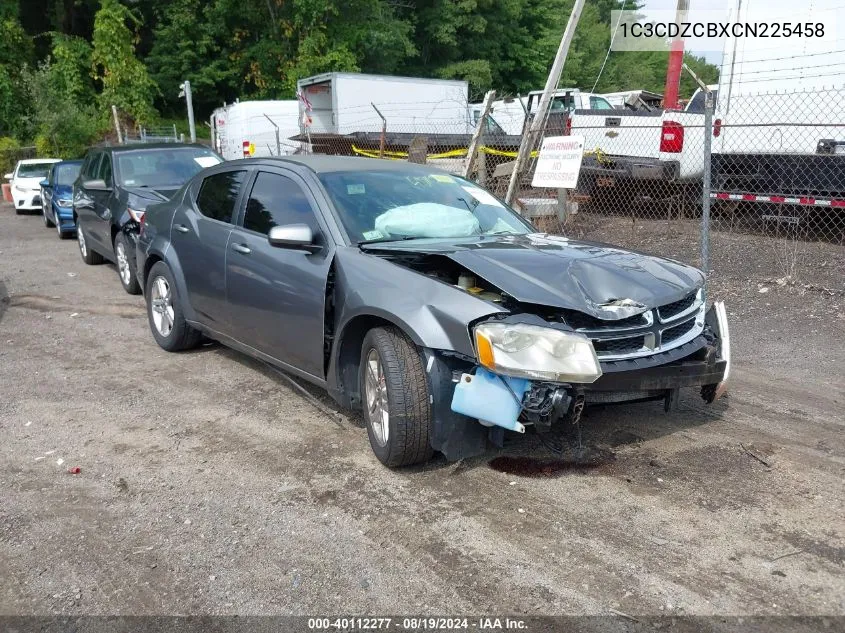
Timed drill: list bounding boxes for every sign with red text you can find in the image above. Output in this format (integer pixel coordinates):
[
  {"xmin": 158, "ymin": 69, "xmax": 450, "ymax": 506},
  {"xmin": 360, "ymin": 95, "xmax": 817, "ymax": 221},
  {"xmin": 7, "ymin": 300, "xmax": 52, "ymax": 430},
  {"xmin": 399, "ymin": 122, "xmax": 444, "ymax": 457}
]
[{"xmin": 531, "ymin": 135, "xmax": 585, "ymax": 189}]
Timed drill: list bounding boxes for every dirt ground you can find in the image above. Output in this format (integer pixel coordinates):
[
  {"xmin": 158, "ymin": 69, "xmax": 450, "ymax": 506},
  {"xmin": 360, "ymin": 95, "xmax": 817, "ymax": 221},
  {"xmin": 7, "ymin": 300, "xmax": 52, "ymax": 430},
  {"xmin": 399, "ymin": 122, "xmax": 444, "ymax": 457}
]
[{"xmin": 1, "ymin": 204, "xmax": 843, "ymax": 618}]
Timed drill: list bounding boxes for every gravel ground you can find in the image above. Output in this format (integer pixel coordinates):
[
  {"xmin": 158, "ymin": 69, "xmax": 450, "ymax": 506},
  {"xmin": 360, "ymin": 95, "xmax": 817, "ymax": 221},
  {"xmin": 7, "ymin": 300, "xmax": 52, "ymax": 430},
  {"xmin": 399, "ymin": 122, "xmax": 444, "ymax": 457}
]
[{"xmin": 1, "ymin": 204, "xmax": 843, "ymax": 617}]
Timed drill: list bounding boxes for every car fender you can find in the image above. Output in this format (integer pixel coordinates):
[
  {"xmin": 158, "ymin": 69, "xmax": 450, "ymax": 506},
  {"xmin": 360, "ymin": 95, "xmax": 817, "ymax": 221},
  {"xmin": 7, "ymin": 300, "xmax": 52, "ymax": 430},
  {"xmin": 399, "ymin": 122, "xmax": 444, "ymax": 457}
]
[
  {"xmin": 325, "ymin": 248, "xmax": 506, "ymax": 406},
  {"xmin": 144, "ymin": 239, "xmax": 198, "ymax": 323},
  {"xmin": 335, "ymin": 247, "xmax": 506, "ymax": 355}
]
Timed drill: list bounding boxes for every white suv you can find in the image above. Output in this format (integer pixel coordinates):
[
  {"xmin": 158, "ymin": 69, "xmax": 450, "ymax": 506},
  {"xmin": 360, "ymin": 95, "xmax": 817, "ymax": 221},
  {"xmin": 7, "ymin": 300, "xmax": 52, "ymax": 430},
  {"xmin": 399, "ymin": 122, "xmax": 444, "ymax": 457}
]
[{"xmin": 5, "ymin": 158, "xmax": 61, "ymax": 214}]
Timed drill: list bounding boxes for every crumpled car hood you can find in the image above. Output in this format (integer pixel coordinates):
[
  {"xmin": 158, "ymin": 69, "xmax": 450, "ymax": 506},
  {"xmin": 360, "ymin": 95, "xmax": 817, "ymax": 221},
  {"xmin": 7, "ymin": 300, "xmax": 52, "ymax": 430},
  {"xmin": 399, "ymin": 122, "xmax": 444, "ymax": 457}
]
[{"xmin": 364, "ymin": 233, "xmax": 704, "ymax": 319}]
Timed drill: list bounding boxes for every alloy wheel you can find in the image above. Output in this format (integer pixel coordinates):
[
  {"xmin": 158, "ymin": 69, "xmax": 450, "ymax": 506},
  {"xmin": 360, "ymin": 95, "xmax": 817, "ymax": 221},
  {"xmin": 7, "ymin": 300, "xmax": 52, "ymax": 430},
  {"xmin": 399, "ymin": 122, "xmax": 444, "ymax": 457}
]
[
  {"xmin": 116, "ymin": 241, "xmax": 131, "ymax": 285},
  {"xmin": 77, "ymin": 226, "xmax": 87, "ymax": 257},
  {"xmin": 364, "ymin": 348, "xmax": 389, "ymax": 446},
  {"xmin": 150, "ymin": 276, "xmax": 174, "ymax": 337}
]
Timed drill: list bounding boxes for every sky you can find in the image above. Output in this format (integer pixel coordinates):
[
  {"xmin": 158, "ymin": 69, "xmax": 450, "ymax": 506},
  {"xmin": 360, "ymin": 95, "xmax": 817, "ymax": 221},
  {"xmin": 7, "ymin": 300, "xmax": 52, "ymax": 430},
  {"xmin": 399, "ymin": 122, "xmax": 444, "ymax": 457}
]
[{"xmin": 634, "ymin": 0, "xmax": 818, "ymax": 64}]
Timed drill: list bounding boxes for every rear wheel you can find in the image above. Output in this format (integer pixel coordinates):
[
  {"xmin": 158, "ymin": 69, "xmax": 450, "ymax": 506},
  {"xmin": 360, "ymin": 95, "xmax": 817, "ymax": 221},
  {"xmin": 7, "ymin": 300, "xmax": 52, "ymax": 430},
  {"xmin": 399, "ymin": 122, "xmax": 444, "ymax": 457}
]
[
  {"xmin": 359, "ymin": 327, "xmax": 433, "ymax": 467},
  {"xmin": 77, "ymin": 223, "xmax": 103, "ymax": 265},
  {"xmin": 115, "ymin": 233, "xmax": 141, "ymax": 295},
  {"xmin": 145, "ymin": 261, "xmax": 201, "ymax": 352}
]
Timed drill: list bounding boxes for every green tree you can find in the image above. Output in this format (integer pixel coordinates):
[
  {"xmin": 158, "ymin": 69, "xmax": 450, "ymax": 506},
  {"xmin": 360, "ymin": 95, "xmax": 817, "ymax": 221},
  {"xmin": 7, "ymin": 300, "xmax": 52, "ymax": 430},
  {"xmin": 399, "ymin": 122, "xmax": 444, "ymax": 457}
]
[
  {"xmin": 24, "ymin": 59, "xmax": 101, "ymax": 158},
  {"xmin": 91, "ymin": 0, "xmax": 157, "ymax": 124},
  {"xmin": 0, "ymin": 13, "xmax": 34, "ymax": 136}
]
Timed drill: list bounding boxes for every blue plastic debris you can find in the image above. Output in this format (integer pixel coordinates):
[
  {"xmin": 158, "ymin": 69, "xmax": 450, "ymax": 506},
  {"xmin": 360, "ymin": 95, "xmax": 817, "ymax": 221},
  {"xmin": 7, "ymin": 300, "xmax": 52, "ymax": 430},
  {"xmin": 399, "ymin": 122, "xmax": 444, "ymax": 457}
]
[{"xmin": 450, "ymin": 367, "xmax": 530, "ymax": 433}]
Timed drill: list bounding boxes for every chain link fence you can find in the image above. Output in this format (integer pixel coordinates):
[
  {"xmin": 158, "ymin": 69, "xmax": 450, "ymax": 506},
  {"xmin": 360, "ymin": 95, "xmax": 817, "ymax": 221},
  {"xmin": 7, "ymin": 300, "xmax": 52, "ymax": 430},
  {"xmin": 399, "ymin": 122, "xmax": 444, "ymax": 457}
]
[{"xmin": 293, "ymin": 86, "xmax": 844, "ymax": 287}]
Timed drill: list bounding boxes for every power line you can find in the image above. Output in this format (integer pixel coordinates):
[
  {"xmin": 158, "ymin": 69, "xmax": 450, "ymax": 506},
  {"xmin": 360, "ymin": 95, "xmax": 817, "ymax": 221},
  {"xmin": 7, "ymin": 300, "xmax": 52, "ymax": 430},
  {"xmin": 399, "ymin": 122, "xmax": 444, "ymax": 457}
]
[
  {"xmin": 725, "ymin": 47, "xmax": 845, "ymax": 66},
  {"xmin": 591, "ymin": 0, "xmax": 626, "ymax": 93}
]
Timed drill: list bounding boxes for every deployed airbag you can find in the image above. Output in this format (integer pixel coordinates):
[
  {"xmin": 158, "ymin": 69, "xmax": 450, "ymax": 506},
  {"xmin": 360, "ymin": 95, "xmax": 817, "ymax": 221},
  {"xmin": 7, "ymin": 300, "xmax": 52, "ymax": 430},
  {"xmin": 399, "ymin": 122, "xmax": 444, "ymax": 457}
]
[{"xmin": 374, "ymin": 203, "xmax": 481, "ymax": 238}]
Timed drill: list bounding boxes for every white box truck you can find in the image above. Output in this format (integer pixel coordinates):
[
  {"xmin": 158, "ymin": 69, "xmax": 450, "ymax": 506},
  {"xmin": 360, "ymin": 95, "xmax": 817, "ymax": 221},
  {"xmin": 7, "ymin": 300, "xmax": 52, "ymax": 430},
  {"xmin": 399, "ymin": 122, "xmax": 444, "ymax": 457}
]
[
  {"xmin": 212, "ymin": 100, "xmax": 302, "ymax": 161},
  {"xmin": 297, "ymin": 73, "xmax": 472, "ymax": 135}
]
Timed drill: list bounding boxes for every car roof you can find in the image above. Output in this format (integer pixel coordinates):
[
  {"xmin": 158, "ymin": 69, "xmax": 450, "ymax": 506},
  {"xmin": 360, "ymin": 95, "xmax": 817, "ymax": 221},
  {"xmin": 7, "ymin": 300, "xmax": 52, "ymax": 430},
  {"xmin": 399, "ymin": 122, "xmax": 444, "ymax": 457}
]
[
  {"xmin": 242, "ymin": 155, "xmax": 457, "ymax": 175},
  {"xmin": 57, "ymin": 159, "xmax": 83, "ymax": 165},
  {"xmin": 93, "ymin": 143, "xmax": 212, "ymax": 154},
  {"xmin": 19, "ymin": 158, "xmax": 62, "ymax": 164}
]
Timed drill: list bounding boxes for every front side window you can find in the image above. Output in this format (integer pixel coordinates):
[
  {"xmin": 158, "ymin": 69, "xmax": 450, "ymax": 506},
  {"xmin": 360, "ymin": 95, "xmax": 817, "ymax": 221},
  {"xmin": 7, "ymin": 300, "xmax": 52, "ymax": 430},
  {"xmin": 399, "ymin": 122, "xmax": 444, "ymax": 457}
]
[
  {"xmin": 117, "ymin": 147, "xmax": 222, "ymax": 188},
  {"xmin": 196, "ymin": 170, "xmax": 246, "ymax": 224},
  {"xmin": 318, "ymin": 170, "xmax": 533, "ymax": 244},
  {"xmin": 97, "ymin": 155, "xmax": 113, "ymax": 185},
  {"xmin": 80, "ymin": 154, "xmax": 99, "ymax": 180},
  {"xmin": 243, "ymin": 172, "xmax": 317, "ymax": 235}
]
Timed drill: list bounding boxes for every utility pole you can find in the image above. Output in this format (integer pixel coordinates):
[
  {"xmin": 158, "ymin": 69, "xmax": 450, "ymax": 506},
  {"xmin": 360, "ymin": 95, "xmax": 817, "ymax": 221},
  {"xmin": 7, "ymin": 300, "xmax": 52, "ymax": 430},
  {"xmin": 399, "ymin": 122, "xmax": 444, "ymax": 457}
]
[
  {"xmin": 111, "ymin": 105, "xmax": 123, "ymax": 144},
  {"xmin": 662, "ymin": 0, "xmax": 690, "ymax": 110},
  {"xmin": 179, "ymin": 80, "xmax": 197, "ymax": 143},
  {"xmin": 464, "ymin": 90, "xmax": 496, "ymax": 180},
  {"xmin": 505, "ymin": 0, "xmax": 585, "ymax": 207}
]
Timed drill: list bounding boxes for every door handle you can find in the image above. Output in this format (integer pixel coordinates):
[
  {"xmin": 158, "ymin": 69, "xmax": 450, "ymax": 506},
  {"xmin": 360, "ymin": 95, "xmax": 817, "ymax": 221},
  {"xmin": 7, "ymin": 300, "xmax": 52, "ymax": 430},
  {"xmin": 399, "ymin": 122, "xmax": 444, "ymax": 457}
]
[
  {"xmin": 232, "ymin": 243, "xmax": 251, "ymax": 254},
  {"xmin": 175, "ymin": 224, "xmax": 190, "ymax": 233}
]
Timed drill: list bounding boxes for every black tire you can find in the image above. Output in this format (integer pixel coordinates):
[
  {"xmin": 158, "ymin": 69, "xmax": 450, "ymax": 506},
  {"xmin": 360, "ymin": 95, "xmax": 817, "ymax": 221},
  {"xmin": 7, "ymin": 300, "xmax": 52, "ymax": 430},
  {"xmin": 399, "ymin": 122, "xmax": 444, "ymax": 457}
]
[
  {"xmin": 114, "ymin": 233, "xmax": 141, "ymax": 295},
  {"xmin": 359, "ymin": 326, "xmax": 433, "ymax": 467},
  {"xmin": 14, "ymin": 206, "xmax": 24, "ymax": 215},
  {"xmin": 145, "ymin": 261, "xmax": 202, "ymax": 352},
  {"xmin": 77, "ymin": 222, "xmax": 103, "ymax": 265}
]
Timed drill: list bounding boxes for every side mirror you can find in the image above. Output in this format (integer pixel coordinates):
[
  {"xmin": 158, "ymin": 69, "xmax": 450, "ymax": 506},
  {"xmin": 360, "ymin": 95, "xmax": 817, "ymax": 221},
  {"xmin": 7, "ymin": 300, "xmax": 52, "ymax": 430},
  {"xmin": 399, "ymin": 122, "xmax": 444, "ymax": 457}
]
[
  {"xmin": 83, "ymin": 179, "xmax": 112, "ymax": 192},
  {"xmin": 40, "ymin": 179, "xmax": 49, "ymax": 188},
  {"xmin": 4, "ymin": 173, "xmax": 13, "ymax": 180},
  {"xmin": 267, "ymin": 224, "xmax": 320, "ymax": 253}
]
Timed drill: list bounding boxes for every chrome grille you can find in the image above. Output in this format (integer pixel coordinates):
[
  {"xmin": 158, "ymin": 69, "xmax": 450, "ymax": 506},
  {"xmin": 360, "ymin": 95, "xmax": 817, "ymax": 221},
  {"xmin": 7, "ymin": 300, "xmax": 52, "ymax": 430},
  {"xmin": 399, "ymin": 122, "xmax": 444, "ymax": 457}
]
[
  {"xmin": 566, "ymin": 289, "xmax": 706, "ymax": 361},
  {"xmin": 662, "ymin": 317, "xmax": 697, "ymax": 344},
  {"xmin": 593, "ymin": 336, "xmax": 646, "ymax": 355}
]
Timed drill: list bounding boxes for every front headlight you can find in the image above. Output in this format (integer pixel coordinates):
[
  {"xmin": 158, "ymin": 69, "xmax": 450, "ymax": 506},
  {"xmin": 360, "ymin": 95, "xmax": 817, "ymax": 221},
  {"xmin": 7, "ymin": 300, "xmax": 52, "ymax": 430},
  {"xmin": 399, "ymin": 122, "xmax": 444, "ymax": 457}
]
[
  {"xmin": 56, "ymin": 198, "xmax": 73, "ymax": 208},
  {"xmin": 474, "ymin": 322, "xmax": 602, "ymax": 383}
]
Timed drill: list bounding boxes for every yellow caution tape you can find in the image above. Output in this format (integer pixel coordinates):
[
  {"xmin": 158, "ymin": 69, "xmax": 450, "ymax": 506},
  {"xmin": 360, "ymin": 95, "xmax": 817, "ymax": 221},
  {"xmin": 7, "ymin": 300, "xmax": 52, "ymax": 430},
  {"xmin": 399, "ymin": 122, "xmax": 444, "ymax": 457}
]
[{"xmin": 351, "ymin": 144, "xmax": 540, "ymax": 160}]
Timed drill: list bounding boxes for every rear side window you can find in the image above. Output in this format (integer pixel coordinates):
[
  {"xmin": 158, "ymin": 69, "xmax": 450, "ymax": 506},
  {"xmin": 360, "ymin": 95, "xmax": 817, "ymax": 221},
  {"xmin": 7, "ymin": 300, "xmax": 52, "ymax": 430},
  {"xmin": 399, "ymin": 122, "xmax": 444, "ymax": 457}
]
[
  {"xmin": 243, "ymin": 172, "xmax": 317, "ymax": 235},
  {"xmin": 196, "ymin": 170, "xmax": 246, "ymax": 224},
  {"xmin": 589, "ymin": 96, "xmax": 614, "ymax": 110}
]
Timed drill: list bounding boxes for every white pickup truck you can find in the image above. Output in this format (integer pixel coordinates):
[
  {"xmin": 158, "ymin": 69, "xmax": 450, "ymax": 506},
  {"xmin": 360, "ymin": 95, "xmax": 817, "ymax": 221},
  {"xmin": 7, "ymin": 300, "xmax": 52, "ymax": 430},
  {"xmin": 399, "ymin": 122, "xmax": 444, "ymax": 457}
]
[
  {"xmin": 568, "ymin": 87, "xmax": 714, "ymax": 201},
  {"xmin": 475, "ymin": 89, "xmax": 616, "ymax": 136}
]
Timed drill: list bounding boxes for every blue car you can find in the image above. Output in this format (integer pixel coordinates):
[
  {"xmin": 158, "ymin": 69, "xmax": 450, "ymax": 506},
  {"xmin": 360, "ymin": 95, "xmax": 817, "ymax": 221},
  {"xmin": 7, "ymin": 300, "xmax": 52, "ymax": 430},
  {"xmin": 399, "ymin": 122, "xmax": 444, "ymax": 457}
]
[{"xmin": 40, "ymin": 160, "xmax": 83, "ymax": 239}]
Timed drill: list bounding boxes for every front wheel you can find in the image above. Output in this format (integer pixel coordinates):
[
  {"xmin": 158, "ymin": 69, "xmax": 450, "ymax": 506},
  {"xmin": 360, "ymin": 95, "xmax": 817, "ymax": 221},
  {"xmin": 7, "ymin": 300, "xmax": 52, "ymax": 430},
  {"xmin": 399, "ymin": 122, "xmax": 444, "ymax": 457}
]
[
  {"xmin": 43, "ymin": 203, "xmax": 54, "ymax": 227},
  {"xmin": 115, "ymin": 233, "xmax": 141, "ymax": 295},
  {"xmin": 145, "ymin": 261, "xmax": 202, "ymax": 352},
  {"xmin": 359, "ymin": 327, "xmax": 433, "ymax": 467}
]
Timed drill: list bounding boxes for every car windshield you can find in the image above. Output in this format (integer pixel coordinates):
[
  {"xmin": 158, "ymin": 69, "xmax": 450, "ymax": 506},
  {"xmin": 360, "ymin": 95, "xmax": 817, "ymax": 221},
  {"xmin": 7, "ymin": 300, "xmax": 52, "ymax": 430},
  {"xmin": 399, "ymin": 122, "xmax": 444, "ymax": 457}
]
[
  {"xmin": 116, "ymin": 147, "xmax": 221, "ymax": 188},
  {"xmin": 55, "ymin": 163, "xmax": 81, "ymax": 186},
  {"xmin": 318, "ymin": 170, "xmax": 533, "ymax": 243},
  {"xmin": 17, "ymin": 163, "xmax": 54, "ymax": 179}
]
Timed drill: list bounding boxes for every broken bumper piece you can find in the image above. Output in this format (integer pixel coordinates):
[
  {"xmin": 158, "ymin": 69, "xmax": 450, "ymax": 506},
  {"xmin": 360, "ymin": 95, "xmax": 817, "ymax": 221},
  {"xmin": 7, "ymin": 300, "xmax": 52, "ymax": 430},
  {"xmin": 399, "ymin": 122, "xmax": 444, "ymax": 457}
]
[{"xmin": 451, "ymin": 368, "xmax": 530, "ymax": 433}]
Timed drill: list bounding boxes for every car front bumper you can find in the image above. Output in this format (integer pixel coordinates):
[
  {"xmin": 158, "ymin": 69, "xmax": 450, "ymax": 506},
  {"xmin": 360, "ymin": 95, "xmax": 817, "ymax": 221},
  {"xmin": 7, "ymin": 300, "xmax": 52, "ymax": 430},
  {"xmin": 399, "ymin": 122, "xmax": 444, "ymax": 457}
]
[
  {"xmin": 445, "ymin": 302, "xmax": 730, "ymax": 447},
  {"xmin": 14, "ymin": 191, "xmax": 42, "ymax": 210},
  {"xmin": 53, "ymin": 205, "xmax": 76, "ymax": 231}
]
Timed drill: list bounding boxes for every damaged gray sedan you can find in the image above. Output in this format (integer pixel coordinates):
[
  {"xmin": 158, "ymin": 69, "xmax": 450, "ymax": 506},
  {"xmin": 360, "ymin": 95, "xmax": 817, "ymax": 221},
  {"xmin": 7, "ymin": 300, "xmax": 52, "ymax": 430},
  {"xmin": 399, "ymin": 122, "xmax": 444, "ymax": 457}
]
[{"xmin": 136, "ymin": 156, "xmax": 730, "ymax": 467}]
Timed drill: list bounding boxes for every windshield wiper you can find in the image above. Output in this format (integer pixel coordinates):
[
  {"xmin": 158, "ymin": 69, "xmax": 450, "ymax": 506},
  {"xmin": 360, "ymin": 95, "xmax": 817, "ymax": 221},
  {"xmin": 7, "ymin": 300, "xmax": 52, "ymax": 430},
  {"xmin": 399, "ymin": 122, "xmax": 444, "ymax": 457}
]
[{"xmin": 358, "ymin": 236, "xmax": 425, "ymax": 247}]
